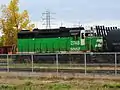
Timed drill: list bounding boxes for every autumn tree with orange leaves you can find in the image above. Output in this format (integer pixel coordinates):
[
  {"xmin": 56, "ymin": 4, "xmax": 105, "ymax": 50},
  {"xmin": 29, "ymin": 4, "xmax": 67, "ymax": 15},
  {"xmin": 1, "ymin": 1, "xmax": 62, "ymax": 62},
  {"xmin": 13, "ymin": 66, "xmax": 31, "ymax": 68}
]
[{"xmin": 0, "ymin": 0, "xmax": 34, "ymax": 47}]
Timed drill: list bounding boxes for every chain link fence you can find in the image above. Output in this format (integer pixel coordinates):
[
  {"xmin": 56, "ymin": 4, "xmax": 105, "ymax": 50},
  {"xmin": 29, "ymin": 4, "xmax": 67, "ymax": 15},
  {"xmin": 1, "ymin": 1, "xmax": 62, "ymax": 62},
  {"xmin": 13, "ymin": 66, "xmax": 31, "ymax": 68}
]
[{"xmin": 0, "ymin": 53, "xmax": 119, "ymax": 76}]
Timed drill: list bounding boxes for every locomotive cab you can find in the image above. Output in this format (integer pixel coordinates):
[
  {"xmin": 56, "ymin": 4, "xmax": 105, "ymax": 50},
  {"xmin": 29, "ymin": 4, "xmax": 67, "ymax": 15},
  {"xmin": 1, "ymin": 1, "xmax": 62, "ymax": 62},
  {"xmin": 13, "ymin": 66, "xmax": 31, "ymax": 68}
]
[
  {"xmin": 80, "ymin": 29, "xmax": 103, "ymax": 52},
  {"xmin": 81, "ymin": 29, "xmax": 95, "ymax": 38},
  {"xmin": 80, "ymin": 29, "xmax": 95, "ymax": 45}
]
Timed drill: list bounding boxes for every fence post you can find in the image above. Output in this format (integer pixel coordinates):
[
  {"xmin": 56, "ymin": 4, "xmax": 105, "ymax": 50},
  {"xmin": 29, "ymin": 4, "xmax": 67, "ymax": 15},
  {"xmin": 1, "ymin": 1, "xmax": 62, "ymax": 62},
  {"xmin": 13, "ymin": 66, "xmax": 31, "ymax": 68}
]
[
  {"xmin": 56, "ymin": 54, "xmax": 59, "ymax": 77},
  {"xmin": 31, "ymin": 54, "xmax": 34, "ymax": 73},
  {"xmin": 115, "ymin": 53, "xmax": 117, "ymax": 76},
  {"xmin": 84, "ymin": 53, "xmax": 87, "ymax": 75},
  {"xmin": 7, "ymin": 54, "xmax": 9, "ymax": 72}
]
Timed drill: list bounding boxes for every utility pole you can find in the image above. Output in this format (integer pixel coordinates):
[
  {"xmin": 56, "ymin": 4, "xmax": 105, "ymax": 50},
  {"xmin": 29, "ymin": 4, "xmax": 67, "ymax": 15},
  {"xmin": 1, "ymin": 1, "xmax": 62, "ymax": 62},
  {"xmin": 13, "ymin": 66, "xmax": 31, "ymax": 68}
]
[
  {"xmin": 60, "ymin": 22, "xmax": 63, "ymax": 27},
  {"xmin": 78, "ymin": 22, "xmax": 81, "ymax": 27},
  {"xmin": 41, "ymin": 10, "xmax": 55, "ymax": 29}
]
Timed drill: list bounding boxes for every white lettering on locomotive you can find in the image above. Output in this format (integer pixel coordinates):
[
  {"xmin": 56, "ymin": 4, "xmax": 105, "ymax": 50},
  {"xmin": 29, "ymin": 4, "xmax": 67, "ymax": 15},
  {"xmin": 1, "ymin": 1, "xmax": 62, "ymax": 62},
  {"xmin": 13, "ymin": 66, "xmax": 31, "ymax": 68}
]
[
  {"xmin": 70, "ymin": 47, "xmax": 80, "ymax": 51},
  {"xmin": 96, "ymin": 39, "xmax": 103, "ymax": 43},
  {"xmin": 71, "ymin": 41, "xmax": 80, "ymax": 45}
]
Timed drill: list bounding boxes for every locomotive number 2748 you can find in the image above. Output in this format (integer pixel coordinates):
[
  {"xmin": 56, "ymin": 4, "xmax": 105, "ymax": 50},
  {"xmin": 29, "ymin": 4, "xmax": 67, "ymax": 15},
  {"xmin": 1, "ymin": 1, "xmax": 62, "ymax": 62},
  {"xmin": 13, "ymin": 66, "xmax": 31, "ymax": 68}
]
[{"xmin": 71, "ymin": 41, "xmax": 80, "ymax": 45}]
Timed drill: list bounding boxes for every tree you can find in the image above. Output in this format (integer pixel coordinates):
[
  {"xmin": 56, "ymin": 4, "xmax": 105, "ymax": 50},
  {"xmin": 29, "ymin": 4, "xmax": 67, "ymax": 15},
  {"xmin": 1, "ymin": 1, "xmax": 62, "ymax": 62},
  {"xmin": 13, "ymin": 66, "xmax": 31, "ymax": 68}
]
[
  {"xmin": 0, "ymin": 36, "xmax": 4, "ymax": 46},
  {"xmin": 0, "ymin": 0, "xmax": 35, "ymax": 47}
]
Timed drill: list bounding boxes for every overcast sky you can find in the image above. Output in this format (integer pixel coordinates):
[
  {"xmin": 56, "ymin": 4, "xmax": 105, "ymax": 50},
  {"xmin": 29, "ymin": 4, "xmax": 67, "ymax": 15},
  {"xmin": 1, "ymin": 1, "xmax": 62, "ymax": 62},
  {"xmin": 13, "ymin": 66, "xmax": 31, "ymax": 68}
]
[{"xmin": 1, "ymin": 0, "xmax": 120, "ymax": 28}]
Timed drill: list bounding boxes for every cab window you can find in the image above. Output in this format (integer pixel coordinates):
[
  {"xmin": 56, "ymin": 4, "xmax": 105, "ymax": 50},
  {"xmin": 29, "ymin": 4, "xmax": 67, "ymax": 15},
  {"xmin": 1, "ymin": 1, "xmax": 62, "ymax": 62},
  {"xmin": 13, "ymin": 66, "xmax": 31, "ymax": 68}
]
[{"xmin": 81, "ymin": 33, "xmax": 84, "ymax": 39}]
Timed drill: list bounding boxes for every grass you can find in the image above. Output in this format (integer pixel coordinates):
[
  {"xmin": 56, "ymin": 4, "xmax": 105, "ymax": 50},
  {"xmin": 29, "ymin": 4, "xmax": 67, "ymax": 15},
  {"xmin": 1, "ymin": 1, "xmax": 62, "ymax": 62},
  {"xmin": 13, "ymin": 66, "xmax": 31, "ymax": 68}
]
[
  {"xmin": 0, "ymin": 73, "xmax": 119, "ymax": 90},
  {"xmin": 103, "ymin": 83, "xmax": 120, "ymax": 89}
]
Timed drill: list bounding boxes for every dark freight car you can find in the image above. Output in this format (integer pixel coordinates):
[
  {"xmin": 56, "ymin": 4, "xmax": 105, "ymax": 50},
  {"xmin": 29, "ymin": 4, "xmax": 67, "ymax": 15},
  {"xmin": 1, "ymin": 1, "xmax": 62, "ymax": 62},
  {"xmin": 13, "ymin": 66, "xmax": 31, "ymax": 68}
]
[{"xmin": 105, "ymin": 29, "xmax": 120, "ymax": 52}]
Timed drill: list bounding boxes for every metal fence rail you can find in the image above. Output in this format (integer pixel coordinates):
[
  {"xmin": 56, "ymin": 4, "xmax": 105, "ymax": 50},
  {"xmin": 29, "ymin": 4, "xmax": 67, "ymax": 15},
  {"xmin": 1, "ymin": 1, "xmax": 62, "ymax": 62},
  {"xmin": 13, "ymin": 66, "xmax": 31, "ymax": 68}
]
[{"xmin": 0, "ymin": 53, "xmax": 120, "ymax": 76}]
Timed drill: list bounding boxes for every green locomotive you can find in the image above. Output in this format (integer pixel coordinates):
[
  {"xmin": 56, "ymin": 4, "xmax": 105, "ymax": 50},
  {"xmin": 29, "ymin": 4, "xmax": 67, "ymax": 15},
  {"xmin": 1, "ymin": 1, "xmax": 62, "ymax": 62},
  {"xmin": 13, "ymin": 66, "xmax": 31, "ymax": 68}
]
[{"xmin": 17, "ymin": 27, "xmax": 103, "ymax": 54}]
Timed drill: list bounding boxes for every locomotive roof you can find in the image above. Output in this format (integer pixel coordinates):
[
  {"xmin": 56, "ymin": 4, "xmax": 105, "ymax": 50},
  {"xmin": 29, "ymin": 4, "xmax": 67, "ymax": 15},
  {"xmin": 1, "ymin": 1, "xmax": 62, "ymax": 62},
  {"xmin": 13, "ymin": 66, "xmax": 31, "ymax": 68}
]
[
  {"xmin": 18, "ymin": 27, "xmax": 84, "ymax": 39},
  {"xmin": 19, "ymin": 27, "xmax": 84, "ymax": 34}
]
